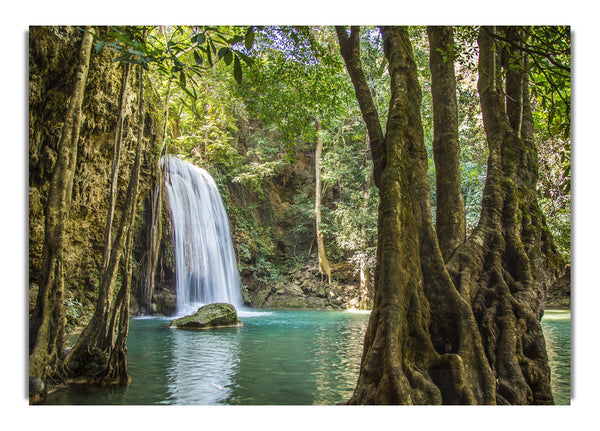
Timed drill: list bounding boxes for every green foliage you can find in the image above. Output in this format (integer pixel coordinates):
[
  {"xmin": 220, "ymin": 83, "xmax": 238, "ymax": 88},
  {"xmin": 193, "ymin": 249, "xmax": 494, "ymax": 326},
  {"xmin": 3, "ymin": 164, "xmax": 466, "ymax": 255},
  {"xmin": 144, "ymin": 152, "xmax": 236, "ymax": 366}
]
[
  {"xmin": 93, "ymin": 25, "xmax": 256, "ymax": 100},
  {"xmin": 537, "ymin": 136, "xmax": 571, "ymax": 258},
  {"xmin": 525, "ymin": 26, "xmax": 571, "ymax": 141},
  {"xmin": 320, "ymin": 119, "xmax": 378, "ymax": 273},
  {"xmin": 109, "ymin": 24, "xmax": 569, "ymax": 282},
  {"xmin": 231, "ymin": 129, "xmax": 286, "ymax": 195},
  {"xmin": 240, "ymin": 26, "xmax": 355, "ymax": 156}
]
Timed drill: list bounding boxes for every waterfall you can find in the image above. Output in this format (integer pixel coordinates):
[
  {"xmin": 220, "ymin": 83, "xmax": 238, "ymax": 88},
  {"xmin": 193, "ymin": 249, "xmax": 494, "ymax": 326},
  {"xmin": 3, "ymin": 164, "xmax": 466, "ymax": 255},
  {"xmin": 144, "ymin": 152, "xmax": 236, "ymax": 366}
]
[{"xmin": 162, "ymin": 156, "xmax": 241, "ymax": 315}]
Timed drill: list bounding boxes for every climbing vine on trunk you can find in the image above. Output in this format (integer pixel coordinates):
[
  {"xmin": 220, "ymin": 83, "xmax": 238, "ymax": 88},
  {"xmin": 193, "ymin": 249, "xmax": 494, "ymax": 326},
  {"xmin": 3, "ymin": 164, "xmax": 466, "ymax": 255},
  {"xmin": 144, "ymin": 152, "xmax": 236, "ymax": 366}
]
[
  {"xmin": 64, "ymin": 64, "xmax": 146, "ymax": 385},
  {"xmin": 29, "ymin": 26, "xmax": 94, "ymax": 383}
]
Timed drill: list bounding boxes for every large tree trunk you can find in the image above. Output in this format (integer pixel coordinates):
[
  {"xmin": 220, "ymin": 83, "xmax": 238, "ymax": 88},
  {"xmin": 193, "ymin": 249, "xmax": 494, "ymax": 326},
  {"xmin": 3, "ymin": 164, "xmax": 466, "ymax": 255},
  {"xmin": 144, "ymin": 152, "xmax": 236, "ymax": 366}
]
[
  {"xmin": 444, "ymin": 26, "xmax": 563, "ymax": 404},
  {"xmin": 427, "ymin": 26, "xmax": 466, "ymax": 262},
  {"xmin": 29, "ymin": 26, "xmax": 94, "ymax": 382},
  {"xmin": 337, "ymin": 25, "xmax": 562, "ymax": 405},
  {"xmin": 339, "ymin": 26, "xmax": 495, "ymax": 405}
]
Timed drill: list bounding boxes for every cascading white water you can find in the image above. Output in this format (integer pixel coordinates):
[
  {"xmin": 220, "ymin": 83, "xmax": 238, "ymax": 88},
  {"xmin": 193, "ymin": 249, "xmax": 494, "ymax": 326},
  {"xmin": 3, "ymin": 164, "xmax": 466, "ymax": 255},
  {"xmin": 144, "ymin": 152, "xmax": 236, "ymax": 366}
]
[{"xmin": 162, "ymin": 156, "xmax": 242, "ymax": 316}]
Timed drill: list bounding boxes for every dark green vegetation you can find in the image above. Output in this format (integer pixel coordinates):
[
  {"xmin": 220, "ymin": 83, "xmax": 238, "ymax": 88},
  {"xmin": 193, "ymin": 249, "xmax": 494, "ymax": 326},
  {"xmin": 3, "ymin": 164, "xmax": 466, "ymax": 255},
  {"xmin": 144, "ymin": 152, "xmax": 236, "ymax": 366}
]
[{"xmin": 28, "ymin": 25, "xmax": 570, "ymax": 404}]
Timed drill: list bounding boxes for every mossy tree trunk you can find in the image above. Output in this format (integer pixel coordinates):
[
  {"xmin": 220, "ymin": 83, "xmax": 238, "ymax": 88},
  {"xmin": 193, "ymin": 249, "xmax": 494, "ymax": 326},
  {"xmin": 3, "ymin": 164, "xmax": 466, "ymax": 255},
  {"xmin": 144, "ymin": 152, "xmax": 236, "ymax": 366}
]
[
  {"xmin": 64, "ymin": 65, "xmax": 146, "ymax": 385},
  {"xmin": 29, "ymin": 26, "xmax": 94, "ymax": 382},
  {"xmin": 444, "ymin": 26, "xmax": 563, "ymax": 404},
  {"xmin": 427, "ymin": 26, "xmax": 466, "ymax": 262},
  {"xmin": 337, "ymin": 25, "xmax": 563, "ymax": 405}
]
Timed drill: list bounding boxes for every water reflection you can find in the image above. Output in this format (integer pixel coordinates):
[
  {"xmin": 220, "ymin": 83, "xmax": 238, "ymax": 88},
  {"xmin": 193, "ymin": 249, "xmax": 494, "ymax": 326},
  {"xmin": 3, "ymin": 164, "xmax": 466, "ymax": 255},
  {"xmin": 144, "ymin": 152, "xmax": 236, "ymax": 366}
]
[
  {"xmin": 226, "ymin": 310, "xmax": 368, "ymax": 405},
  {"xmin": 163, "ymin": 326, "xmax": 241, "ymax": 405}
]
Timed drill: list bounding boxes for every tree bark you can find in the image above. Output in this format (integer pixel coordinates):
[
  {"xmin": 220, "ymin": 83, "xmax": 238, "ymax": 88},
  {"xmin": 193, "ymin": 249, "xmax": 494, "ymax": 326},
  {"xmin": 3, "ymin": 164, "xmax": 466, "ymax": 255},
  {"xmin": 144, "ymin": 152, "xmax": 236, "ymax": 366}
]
[
  {"xmin": 346, "ymin": 26, "xmax": 495, "ymax": 405},
  {"xmin": 29, "ymin": 26, "xmax": 94, "ymax": 382},
  {"xmin": 427, "ymin": 26, "xmax": 466, "ymax": 262},
  {"xmin": 142, "ymin": 79, "xmax": 171, "ymax": 312},
  {"xmin": 446, "ymin": 25, "xmax": 562, "ymax": 404},
  {"xmin": 64, "ymin": 65, "xmax": 146, "ymax": 385},
  {"xmin": 314, "ymin": 118, "xmax": 332, "ymax": 284},
  {"xmin": 338, "ymin": 25, "xmax": 562, "ymax": 405},
  {"xmin": 335, "ymin": 26, "xmax": 386, "ymax": 189}
]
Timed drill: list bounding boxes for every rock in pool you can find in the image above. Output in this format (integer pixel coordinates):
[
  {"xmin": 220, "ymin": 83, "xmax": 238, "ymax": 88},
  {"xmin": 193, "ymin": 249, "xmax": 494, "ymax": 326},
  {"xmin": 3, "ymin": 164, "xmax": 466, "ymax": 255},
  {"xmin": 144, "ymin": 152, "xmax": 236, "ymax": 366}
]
[{"xmin": 169, "ymin": 303, "xmax": 242, "ymax": 329}]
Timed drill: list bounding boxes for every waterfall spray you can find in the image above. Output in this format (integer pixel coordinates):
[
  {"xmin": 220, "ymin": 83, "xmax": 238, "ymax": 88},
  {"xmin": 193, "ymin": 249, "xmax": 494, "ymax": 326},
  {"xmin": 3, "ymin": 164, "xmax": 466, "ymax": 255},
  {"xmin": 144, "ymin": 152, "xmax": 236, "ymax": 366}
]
[{"xmin": 163, "ymin": 156, "xmax": 241, "ymax": 315}]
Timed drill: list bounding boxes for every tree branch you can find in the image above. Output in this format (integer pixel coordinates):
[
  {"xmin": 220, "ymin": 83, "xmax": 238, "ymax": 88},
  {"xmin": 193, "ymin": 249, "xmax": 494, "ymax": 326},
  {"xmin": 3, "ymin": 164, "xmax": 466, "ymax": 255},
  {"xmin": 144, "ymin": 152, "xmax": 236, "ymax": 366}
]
[{"xmin": 335, "ymin": 26, "xmax": 386, "ymax": 188}]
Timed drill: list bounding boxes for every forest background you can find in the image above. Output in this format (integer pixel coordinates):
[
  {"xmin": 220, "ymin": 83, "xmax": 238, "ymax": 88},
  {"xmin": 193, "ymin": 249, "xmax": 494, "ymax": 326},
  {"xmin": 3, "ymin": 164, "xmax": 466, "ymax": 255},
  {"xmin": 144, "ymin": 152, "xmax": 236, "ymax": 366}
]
[{"xmin": 4, "ymin": 0, "xmax": 599, "ymax": 429}]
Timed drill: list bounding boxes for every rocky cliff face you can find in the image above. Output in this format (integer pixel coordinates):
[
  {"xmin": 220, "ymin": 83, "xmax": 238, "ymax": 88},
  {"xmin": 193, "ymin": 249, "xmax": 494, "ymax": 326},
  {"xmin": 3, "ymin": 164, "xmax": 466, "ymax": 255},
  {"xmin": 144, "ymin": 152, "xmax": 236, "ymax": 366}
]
[{"xmin": 29, "ymin": 26, "xmax": 159, "ymax": 332}]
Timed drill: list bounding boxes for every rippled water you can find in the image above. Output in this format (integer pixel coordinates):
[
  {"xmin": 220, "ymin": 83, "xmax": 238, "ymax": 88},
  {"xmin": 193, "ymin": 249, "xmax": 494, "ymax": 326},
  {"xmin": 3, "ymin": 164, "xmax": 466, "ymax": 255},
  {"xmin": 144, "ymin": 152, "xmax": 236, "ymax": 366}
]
[
  {"xmin": 541, "ymin": 309, "xmax": 571, "ymax": 405},
  {"xmin": 45, "ymin": 309, "xmax": 370, "ymax": 405},
  {"xmin": 43, "ymin": 308, "xmax": 570, "ymax": 405}
]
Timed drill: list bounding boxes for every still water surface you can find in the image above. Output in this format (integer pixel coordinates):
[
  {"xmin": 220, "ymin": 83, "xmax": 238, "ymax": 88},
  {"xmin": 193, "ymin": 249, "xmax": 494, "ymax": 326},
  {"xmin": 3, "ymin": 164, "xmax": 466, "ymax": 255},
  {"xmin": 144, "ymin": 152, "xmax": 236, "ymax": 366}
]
[{"xmin": 43, "ymin": 308, "xmax": 570, "ymax": 405}]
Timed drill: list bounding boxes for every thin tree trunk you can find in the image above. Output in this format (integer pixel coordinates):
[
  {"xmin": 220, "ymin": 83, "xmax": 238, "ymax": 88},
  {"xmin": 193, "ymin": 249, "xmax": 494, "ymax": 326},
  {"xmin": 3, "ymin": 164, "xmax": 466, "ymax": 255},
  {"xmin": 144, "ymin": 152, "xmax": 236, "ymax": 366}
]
[
  {"xmin": 314, "ymin": 118, "xmax": 332, "ymax": 285},
  {"xmin": 29, "ymin": 26, "xmax": 94, "ymax": 382},
  {"xmin": 427, "ymin": 26, "xmax": 466, "ymax": 262},
  {"xmin": 101, "ymin": 63, "xmax": 131, "ymax": 274},
  {"xmin": 95, "ymin": 63, "xmax": 131, "ymax": 328},
  {"xmin": 64, "ymin": 65, "xmax": 146, "ymax": 384},
  {"xmin": 358, "ymin": 133, "xmax": 372, "ymax": 309},
  {"xmin": 142, "ymin": 79, "xmax": 171, "ymax": 312}
]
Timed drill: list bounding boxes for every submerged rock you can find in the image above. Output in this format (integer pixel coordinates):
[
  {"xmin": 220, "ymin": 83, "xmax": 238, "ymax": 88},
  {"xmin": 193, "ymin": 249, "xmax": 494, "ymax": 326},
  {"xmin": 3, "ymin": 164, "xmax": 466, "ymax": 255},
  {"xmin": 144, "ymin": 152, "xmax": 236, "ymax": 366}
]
[{"xmin": 170, "ymin": 303, "xmax": 242, "ymax": 329}]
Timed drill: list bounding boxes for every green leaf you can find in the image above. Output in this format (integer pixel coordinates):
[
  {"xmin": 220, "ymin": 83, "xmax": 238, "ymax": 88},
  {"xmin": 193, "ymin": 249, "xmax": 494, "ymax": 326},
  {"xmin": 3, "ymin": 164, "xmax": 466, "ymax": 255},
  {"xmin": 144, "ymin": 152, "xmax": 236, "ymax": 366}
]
[
  {"xmin": 230, "ymin": 35, "xmax": 244, "ymax": 45},
  {"xmin": 218, "ymin": 47, "xmax": 230, "ymax": 60},
  {"xmin": 233, "ymin": 49, "xmax": 254, "ymax": 66},
  {"xmin": 193, "ymin": 50, "xmax": 203, "ymax": 66},
  {"xmin": 245, "ymin": 27, "xmax": 255, "ymax": 51},
  {"xmin": 179, "ymin": 71, "xmax": 186, "ymax": 89},
  {"xmin": 95, "ymin": 40, "xmax": 105, "ymax": 54},
  {"xmin": 113, "ymin": 54, "xmax": 131, "ymax": 63},
  {"xmin": 224, "ymin": 49, "xmax": 234, "ymax": 66},
  {"xmin": 234, "ymin": 56, "xmax": 242, "ymax": 84},
  {"xmin": 206, "ymin": 43, "xmax": 213, "ymax": 66}
]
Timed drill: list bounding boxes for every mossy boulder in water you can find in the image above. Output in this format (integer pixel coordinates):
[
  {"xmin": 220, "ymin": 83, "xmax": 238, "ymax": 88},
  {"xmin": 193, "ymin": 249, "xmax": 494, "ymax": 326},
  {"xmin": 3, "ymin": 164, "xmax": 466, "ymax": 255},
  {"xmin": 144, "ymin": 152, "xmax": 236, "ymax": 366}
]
[{"xmin": 170, "ymin": 303, "xmax": 242, "ymax": 329}]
